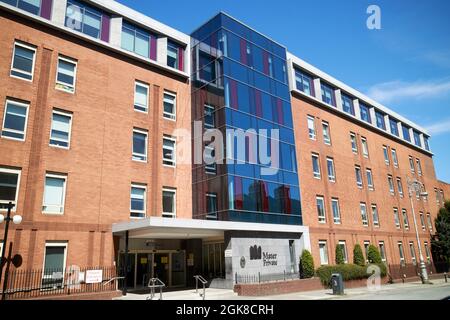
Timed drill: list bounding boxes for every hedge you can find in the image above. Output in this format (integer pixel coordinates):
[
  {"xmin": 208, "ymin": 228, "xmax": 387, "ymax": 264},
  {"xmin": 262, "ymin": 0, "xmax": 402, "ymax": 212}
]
[{"xmin": 316, "ymin": 263, "xmax": 387, "ymax": 286}]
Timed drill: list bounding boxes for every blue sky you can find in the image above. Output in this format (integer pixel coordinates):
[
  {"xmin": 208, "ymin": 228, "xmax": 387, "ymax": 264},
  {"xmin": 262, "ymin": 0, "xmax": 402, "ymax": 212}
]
[{"xmin": 118, "ymin": 0, "xmax": 450, "ymax": 182}]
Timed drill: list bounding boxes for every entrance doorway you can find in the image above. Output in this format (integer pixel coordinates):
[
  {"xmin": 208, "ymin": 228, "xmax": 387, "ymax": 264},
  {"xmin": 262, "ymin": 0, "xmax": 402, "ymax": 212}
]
[{"xmin": 119, "ymin": 250, "xmax": 186, "ymax": 289}]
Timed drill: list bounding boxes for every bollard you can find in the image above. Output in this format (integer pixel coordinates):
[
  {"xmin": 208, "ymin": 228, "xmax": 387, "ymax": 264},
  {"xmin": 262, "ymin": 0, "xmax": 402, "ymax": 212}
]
[
  {"xmin": 444, "ymin": 272, "xmax": 448, "ymax": 283},
  {"xmin": 402, "ymin": 274, "xmax": 406, "ymax": 284}
]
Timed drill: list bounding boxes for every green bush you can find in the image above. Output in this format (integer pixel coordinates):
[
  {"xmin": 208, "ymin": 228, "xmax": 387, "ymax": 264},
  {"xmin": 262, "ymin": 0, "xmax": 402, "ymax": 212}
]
[
  {"xmin": 316, "ymin": 263, "xmax": 387, "ymax": 287},
  {"xmin": 300, "ymin": 250, "xmax": 315, "ymax": 279},
  {"xmin": 353, "ymin": 244, "xmax": 365, "ymax": 266},
  {"xmin": 335, "ymin": 244, "xmax": 345, "ymax": 264},
  {"xmin": 367, "ymin": 245, "xmax": 382, "ymax": 264}
]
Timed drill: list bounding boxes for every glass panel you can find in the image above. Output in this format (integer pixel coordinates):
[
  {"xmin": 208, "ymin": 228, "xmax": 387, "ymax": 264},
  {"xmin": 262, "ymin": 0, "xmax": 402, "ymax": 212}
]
[
  {"xmin": 18, "ymin": 0, "xmax": 41, "ymax": 15},
  {"xmin": 135, "ymin": 84, "xmax": 148, "ymax": 110},
  {"xmin": 57, "ymin": 59, "xmax": 75, "ymax": 86},
  {"xmin": 44, "ymin": 177, "xmax": 65, "ymax": 212},
  {"xmin": 83, "ymin": 10, "xmax": 101, "ymax": 38},
  {"xmin": 135, "ymin": 32, "xmax": 149, "ymax": 58},
  {"xmin": 171, "ymin": 251, "xmax": 185, "ymax": 286},
  {"xmin": 4, "ymin": 103, "xmax": 27, "ymax": 133},
  {"xmin": 121, "ymin": 26, "xmax": 135, "ymax": 52},
  {"xmin": 162, "ymin": 190, "xmax": 175, "ymax": 214},
  {"xmin": 44, "ymin": 246, "xmax": 65, "ymax": 271},
  {"xmin": 0, "ymin": 172, "xmax": 19, "ymax": 203},
  {"xmin": 133, "ymin": 131, "xmax": 147, "ymax": 160},
  {"xmin": 12, "ymin": 45, "xmax": 34, "ymax": 75}
]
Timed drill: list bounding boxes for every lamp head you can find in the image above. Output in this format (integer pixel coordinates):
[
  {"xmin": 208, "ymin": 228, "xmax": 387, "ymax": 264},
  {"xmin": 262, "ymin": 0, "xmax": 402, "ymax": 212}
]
[
  {"xmin": 0, "ymin": 214, "xmax": 4, "ymax": 224},
  {"xmin": 12, "ymin": 215, "xmax": 22, "ymax": 225}
]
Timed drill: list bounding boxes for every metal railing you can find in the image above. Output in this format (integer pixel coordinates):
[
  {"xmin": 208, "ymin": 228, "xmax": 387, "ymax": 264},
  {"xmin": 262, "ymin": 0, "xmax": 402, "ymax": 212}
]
[
  {"xmin": 388, "ymin": 261, "xmax": 449, "ymax": 281},
  {"xmin": 235, "ymin": 270, "xmax": 300, "ymax": 284},
  {"xmin": 194, "ymin": 275, "xmax": 208, "ymax": 300},
  {"xmin": 146, "ymin": 278, "xmax": 165, "ymax": 300}
]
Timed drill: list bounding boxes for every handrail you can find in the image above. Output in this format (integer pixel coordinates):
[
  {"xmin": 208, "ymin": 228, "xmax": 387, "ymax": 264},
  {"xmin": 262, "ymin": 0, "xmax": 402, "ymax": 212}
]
[
  {"xmin": 147, "ymin": 278, "xmax": 166, "ymax": 300},
  {"xmin": 194, "ymin": 275, "xmax": 207, "ymax": 300},
  {"xmin": 103, "ymin": 276, "xmax": 125, "ymax": 291}
]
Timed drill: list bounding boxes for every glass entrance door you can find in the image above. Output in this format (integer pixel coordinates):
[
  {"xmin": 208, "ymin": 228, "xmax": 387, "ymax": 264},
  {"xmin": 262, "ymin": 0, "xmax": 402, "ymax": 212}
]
[
  {"xmin": 153, "ymin": 253, "xmax": 170, "ymax": 286},
  {"xmin": 119, "ymin": 253, "xmax": 136, "ymax": 288},
  {"xmin": 136, "ymin": 253, "xmax": 153, "ymax": 287}
]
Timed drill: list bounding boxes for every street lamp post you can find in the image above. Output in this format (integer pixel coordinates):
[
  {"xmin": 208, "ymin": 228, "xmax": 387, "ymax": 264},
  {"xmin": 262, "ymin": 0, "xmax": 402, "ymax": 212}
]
[
  {"xmin": 407, "ymin": 178, "xmax": 430, "ymax": 284},
  {"xmin": 0, "ymin": 202, "xmax": 23, "ymax": 286}
]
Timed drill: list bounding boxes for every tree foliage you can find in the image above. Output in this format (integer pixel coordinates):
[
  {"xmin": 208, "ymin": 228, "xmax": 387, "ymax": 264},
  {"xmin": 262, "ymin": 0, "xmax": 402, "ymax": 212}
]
[
  {"xmin": 300, "ymin": 250, "xmax": 315, "ymax": 278},
  {"xmin": 431, "ymin": 200, "xmax": 450, "ymax": 264},
  {"xmin": 335, "ymin": 244, "xmax": 345, "ymax": 265},
  {"xmin": 353, "ymin": 244, "xmax": 366, "ymax": 266}
]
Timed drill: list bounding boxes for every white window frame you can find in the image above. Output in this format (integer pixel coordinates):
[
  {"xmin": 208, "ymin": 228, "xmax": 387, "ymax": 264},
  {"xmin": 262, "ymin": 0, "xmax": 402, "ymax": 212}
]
[
  {"xmin": 10, "ymin": 41, "xmax": 37, "ymax": 82},
  {"xmin": 322, "ymin": 121, "xmax": 331, "ymax": 145},
  {"xmin": 55, "ymin": 55, "xmax": 78, "ymax": 94},
  {"xmin": 312, "ymin": 153, "xmax": 321, "ymax": 179},
  {"xmin": 163, "ymin": 91, "xmax": 177, "ymax": 121},
  {"xmin": 361, "ymin": 137, "xmax": 369, "ymax": 158},
  {"xmin": 163, "ymin": 135, "xmax": 176, "ymax": 167},
  {"xmin": 162, "ymin": 187, "xmax": 176, "ymax": 218},
  {"xmin": 371, "ymin": 204, "xmax": 380, "ymax": 227},
  {"xmin": 134, "ymin": 81, "xmax": 149, "ymax": 113},
  {"xmin": 419, "ymin": 212, "xmax": 425, "ymax": 231},
  {"xmin": 426, "ymin": 213, "xmax": 433, "ymax": 232},
  {"xmin": 360, "ymin": 203, "xmax": 368, "ymax": 226},
  {"xmin": 316, "ymin": 196, "xmax": 326, "ymax": 224},
  {"xmin": 1, "ymin": 99, "xmax": 30, "ymax": 142},
  {"xmin": 42, "ymin": 173, "xmax": 67, "ymax": 215},
  {"xmin": 397, "ymin": 178, "xmax": 404, "ymax": 197},
  {"xmin": 326, "ymin": 157, "xmax": 335, "ymax": 182},
  {"xmin": 206, "ymin": 192, "xmax": 218, "ymax": 219},
  {"xmin": 416, "ymin": 159, "xmax": 422, "ymax": 176},
  {"xmin": 424, "ymin": 242, "xmax": 431, "ymax": 263},
  {"xmin": 364, "ymin": 241, "xmax": 370, "ymax": 262},
  {"xmin": 366, "ymin": 169, "xmax": 374, "ymax": 190},
  {"xmin": 394, "ymin": 208, "xmax": 400, "ymax": 229},
  {"xmin": 378, "ymin": 241, "xmax": 386, "ymax": 262},
  {"xmin": 409, "ymin": 242, "xmax": 417, "ymax": 265},
  {"xmin": 409, "ymin": 156, "xmax": 415, "ymax": 173},
  {"xmin": 338, "ymin": 241, "xmax": 348, "ymax": 263},
  {"xmin": 42, "ymin": 241, "xmax": 68, "ymax": 289},
  {"xmin": 132, "ymin": 128, "xmax": 148, "ymax": 162},
  {"xmin": 350, "ymin": 133, "xmax": 358, "ymax": 153},
  {"xmin": 398, "ymin": 242, "xmax": 405, "ymax": 265},
  {"xmin": 130, "ymin": 183, "xmax": 147, "ymax": 218},
  {"xmin": 204, "ymin": 144, "xmax": 216, "ymax": 175},
  {"xmin": 331, "ymin": 198, "xmax": 341, "ymax": 224},
  {"xmin": 318, "ymin": 240, "xmax": 329, "ymax": 265},
  {"xmin": 355, "ymin": 166, "xmax": 362, "ymax": 188},
  {"xmin": 388, "ymin": 175, "xmax": 395, "ymax": 195},
  {"xmin": 383, "ymin": 146, "xmax": 390, "ymax": 165},
  {"xmin": 0, "ymin": 167, "xmax": 21, "ymax": 212},
  {"xmin": 391, "ymin": 149, "xmax": 398, "ymax": 168},
  {"xmin": 49, "ymin": 109, "xmax": 73, "ymax": 149},
  {"xmin": 402, "ymin": 209, "xmax": 409, "ymax": 230},
  {"xmin": 307, "ymin": 116, "xmax": 316, "ymax": 140},
  {"xmin": 204, "ymin": 104, "xmax": 215, "ymax": 129}
]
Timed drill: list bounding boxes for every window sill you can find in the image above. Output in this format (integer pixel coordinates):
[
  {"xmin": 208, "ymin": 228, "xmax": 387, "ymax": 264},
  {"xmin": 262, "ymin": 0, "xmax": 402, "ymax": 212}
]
[
  {"xmin": 10, "ymin": 73, "xmax": 33, "ymax": 82},
  {"xmin": 1, "ymin": 135, "xmax": 25, "ymax": 142},
  {"xmin": 42, "ymin": 211, "xmax": 64, "ymax": 216},
  {"xmin": 55, "ymin": 84, "xmax": 75, "ymax": 94},
  {"xmin": 132, "ymin": 158, "xmax": 148, "ymax": 163},
  {"xmin": 49, "ymin": 144, "xmax": 70, "ymax": 150},
  {"xmin": 163, "ymin": 164, "xmax": 176, "ymax": 168}
]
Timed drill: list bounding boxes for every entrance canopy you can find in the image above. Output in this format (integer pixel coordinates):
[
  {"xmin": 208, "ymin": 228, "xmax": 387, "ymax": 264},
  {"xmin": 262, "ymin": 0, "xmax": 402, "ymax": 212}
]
[{"xmin": 112, "ymin": 217, "xmax": 310, "ymax": 240}]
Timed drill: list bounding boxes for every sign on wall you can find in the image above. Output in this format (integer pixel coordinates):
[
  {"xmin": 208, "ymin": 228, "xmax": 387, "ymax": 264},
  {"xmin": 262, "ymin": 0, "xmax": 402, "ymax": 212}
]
[{"xmin": 85, "ymin": 269, "xmax": 103, "ymax": 284}]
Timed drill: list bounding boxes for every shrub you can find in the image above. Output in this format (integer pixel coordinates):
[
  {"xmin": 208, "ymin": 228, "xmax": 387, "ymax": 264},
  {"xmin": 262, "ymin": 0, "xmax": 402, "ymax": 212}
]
[
  {"xmin": 367, "ymin": 245, "xmax": 382, "ymax": 264},
  {"xmin": 300, "ymin": 250, "xmax": 315, "ymax": 278},
  {"xmin": 353, "ymin": 244, "xmax": 365, "ymax": 266},
  {"xmin": 316, "ymin": 263, "xmax": 387, "ymax": 287},
  {"xmin": 335, "ymin": 244, "xmax": 345, "ymax": 264}
]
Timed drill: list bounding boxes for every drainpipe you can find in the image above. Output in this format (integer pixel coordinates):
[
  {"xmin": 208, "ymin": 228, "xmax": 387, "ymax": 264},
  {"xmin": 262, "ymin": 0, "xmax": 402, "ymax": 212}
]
[{"xmin": 122, "ymin": 231, "xmax": 129, "ymax": 296}]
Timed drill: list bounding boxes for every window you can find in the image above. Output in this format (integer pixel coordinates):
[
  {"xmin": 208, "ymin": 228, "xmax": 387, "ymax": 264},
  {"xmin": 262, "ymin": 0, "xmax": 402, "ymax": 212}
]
[
  {"xmin": 391, "ymin": 149, "xmax": 398, "ymax": 167},
  {"xmin": 371, "ymin": 204, "xmax": 379, "ymax": 227},
  {"xmin": 393, "ymin": 208, "xmax": 400, "ymax": 228},
  {"xmin": 409, "ymin": 156, "xmax": 415, "ymax": 173},
  {"xmin": 42, "ymin": 242, "xmax": 67, "ymax": 289},
  {"xmin": 318, "ymin": 241, "xmax": 329, "ymax": 265},
  {"xmin": 49, "ymin": 110, "xmax": 72, "ymax": 148},
  {"xmin": 419, "ymin": 212, "xmax": 425, "ymax": 231},
  {"xmin": 424, "ymin": 242, "xmax": 431, "ymax": 263},
  {"xmin": 307, "ymin": 116, "xmax": 316, "ymax": 140},
  {"xmin": 383, "ymin": 146, "xmax": 390, "ymax": 165},
  {"xmin": 402, "ymin": 124, "xmax": 411, "ymax": 142},
  {"xmin": 375, "ymin": 110, "xmax": 386, "ymax": 130},
  {"xmin": 56, "ymin": 56, "xmax": 77, "ymax": 93},
  {"xmin": 121, "ymin": 21, "xmax": 154, "ymax": 59},
  {"xmin": 10, "ymin": 41, "xmax": 36, "ymax": 81},
  {"xmin": 295, "ymin": 70, "xmax": 314, "ymax": 96},
  {"xmin": 206, "ymin": 193, "xmax": 218, "ymax": 219},
  {"xmin": 359, "ymin": 103, "xmax": 371, "ymax": 123},
  {"xmin": 321, "ymin": 83, "xmax": 335, "ymax": 106},
  {"xmin": 338, "ymin": 241, "xmax": 348, "ymax": 263},
  {"xmin": 402, "ymin": 209, "xmax": 409, "ymax": 230},
  {"xmin": 331, "ymin": 198, "xmax": 341, "ymax": 224},
  {"xmin": 316, "ymin": 196, "xmax": 326, "ymax": 223},
  {"xmin": 398, "ymin": 242, "xmax": 405, "ymax": 265},
  {"xmin": 0, "ymin": 167, "xmax": 21, "ymax": 211},
  {"xmin": 389, "ymin": 118, "xmax": 399, "ymax": 136},
  {"xmin": 167, "ymin": 41, "xmax": 180, "ymax": 69},
  {"xmin": 163, "ymin": 136, "xmax": 176, "ymax": 167},
  {"xmin": 3, "ymin": 0, "xmax": 42, "ymax": 16},
  {"xmin": 162, "ymin": 188, "xmax": 176, "ymax": 217},
  {"xmin": 130, "ymin": 184, "xmax": 146, "ymax": 218},
  {"xmin": 397, "ymin": 178, "xmax": 404, "ymax": 197},
  {"xmin": 364, "ymin": 241, "xmax": 370, "ymax": 262},
  {"xmin": 424, "ymin": 137, "xmax": 430, "ymax": 151},
  {"xmin": 366, "ymin": 169, "xmax": 374, "ymax": 190},
  {"xmin": 388, "ymin": 175, "xmax": 395, "ymax": 195},
  {"xmin": 413, "ymin": 130, "xmax": 422, "ymax": 147},
  {"xmin": 361, "ymin": 137, "xmax": 369, "ymax": 157},
  {"xmin": 379, "ymin": 241, "xmax": 386, "ymax": 262},
  {"xmin": 409, "ymin": 242, "xmax": 417, "ymax": 265},
  {"xmin": 204, "ymin": 105, "xmax": 215, "ymax": 128},
  {"xmin": 360, "ymin": 203, "xmax": 368, "ymax": 226},
  {"xmin": 435, "ymin": 188, "xmax": 440, "ymax": 205},
  {"xmin": 132, "ymin": 129, "xmax": 147, "ymax": 162},
  {"xmin": 134, "ymin": 81, "xmax": 149, "ymax": 112},
  {"xmin": 426, "ymin": 213, "xmax": 433, "ymax": 232},
  {"xmin": 341, "ymin": 94, "xmax": 355, "ymax": 116},
  {"xmin": 163, "ymin": 91, "xmax": 176, "ymax": 120},
  {"xmin": 42, "ymin": 173, "xmax": 67, "ymax": 214},
  {"xmin": 416, "ymin": 159, "xmax": 422, "ymax": 176},
  {"xmin": 350, "ymin": 133, "xmax": 358, "ymax": 153},
  {"xmin": 355, "ymin": 166, "xmax": 362, "ymax": 188},
  {"xmin": 326, "ymin": 157, "xmax": 335, "ymax": 182},
  {"xmin": 312, "ymin": 154, "xmax": 321, "ymax": 179},
  {"xmin": 1, "ymin": 99, "xmax": 29, "ymax": 141},
  {"xmin": 65, "ymin": 0, "xmax": 106, "ymax": 40},
  {"xmin": 204, "ymin": 145, "xmax": 216, "ymax": 174},
  {"xmin": 322, "ymin": 121, "xmax": 331, "ymax": 145}
]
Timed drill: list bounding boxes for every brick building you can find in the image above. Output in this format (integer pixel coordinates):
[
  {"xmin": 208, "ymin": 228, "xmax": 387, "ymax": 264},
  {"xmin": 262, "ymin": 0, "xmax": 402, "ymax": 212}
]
[{"xmin": 0, "ymin": 0, "xmax": 448, "ymax": 291}]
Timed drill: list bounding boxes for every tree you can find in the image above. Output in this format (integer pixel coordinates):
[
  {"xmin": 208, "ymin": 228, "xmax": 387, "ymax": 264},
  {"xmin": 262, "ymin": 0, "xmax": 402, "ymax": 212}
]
[
  {"xmin": 367, "ymin": 245, "xmax": 382, "ymax": 264},
  {"xmin": 431, "ymin": 200, "xmax": 450, "ymax": 264},
  {"xmin": 353, "ymin": 244, "xmax": 365, "ymax": 266},
  {"xmin": 335, "ymin": 244, "xmax": 345, "ymax": 264},
  {"xmin": 300, "ymin": 250, "xmax": 315, "ymax": 278}
]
